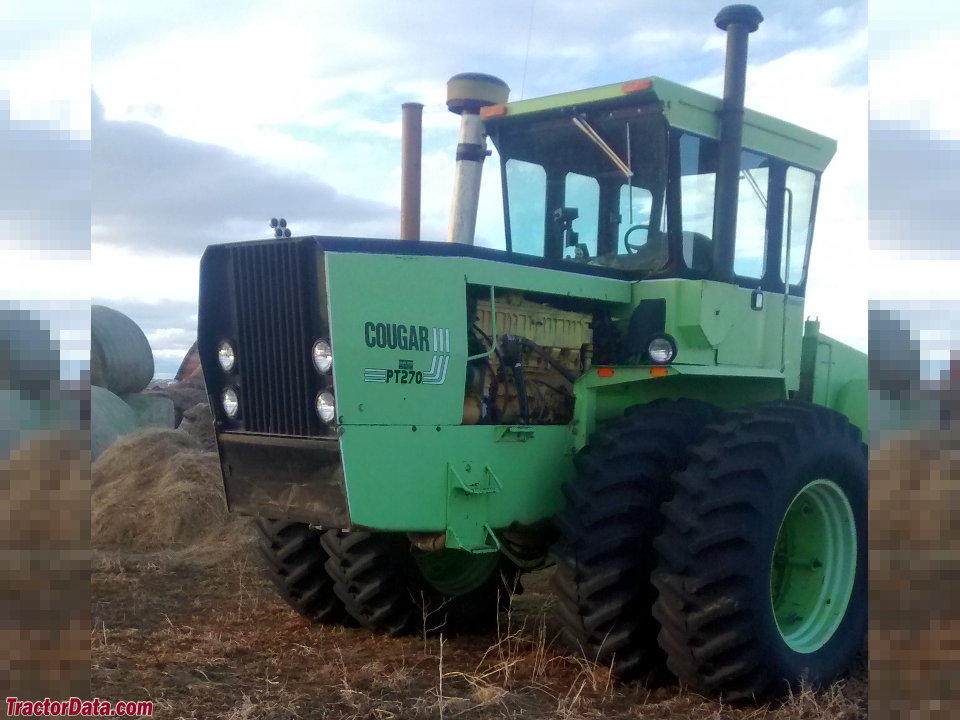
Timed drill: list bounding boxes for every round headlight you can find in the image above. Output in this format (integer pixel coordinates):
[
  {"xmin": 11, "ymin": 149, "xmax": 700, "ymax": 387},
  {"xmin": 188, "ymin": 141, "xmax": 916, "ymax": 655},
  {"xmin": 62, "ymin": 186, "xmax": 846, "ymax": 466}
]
[
  {"xmin": 648, "ymin": 336, "xmax": 676, "ymax": 364},
  {"xmin": 316, "ymin": 391, "xmax": 336, "ymax": 423},
  {"xmin": 312, "ymin": 339, "xmax": 333, "ymax": 374},
  {"xmin": 222, "ymin": 387, "xmax": 240, "ymax": 418},
  {"xmin": 218, "ymin": 340, "xmax": 236, "ymax": 372}
]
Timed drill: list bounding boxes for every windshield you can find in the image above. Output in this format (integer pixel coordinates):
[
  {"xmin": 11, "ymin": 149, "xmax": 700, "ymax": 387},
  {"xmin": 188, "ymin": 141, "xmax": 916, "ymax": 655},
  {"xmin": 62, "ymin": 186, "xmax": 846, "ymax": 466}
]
[{"xmin": 492, "ymin": 107, "xmax": 669, "ymax": 273}]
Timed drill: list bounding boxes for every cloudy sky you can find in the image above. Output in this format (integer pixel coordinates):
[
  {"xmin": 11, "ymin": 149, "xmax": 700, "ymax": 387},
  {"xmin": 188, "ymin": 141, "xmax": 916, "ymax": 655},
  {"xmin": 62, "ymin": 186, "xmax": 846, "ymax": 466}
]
[
  {"xmin": 5, "ymin": 0, "xmax": 958, "ymax": 381},
  {"xmin": 87, "ymin": 0, "xmax": 871, "ymax": 377}
]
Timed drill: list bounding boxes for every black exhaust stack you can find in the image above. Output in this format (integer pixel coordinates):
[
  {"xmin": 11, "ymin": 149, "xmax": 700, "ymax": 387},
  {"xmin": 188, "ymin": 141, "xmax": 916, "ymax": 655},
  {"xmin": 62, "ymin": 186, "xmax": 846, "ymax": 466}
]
[{"xmin": 711, "ymin": 4, "xmax": 763, "ymax": 283}]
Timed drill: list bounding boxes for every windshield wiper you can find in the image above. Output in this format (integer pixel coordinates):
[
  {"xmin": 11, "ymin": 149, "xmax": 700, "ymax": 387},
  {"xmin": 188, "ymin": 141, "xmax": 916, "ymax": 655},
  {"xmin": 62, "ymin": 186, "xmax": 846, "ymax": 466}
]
[
  {"xmin": 742, "ymin": 168, "xmax": 767, "ymax": 209},
  {"xmin": 571, "ymin": 116, "xmax": 632, "ymax": 178}
]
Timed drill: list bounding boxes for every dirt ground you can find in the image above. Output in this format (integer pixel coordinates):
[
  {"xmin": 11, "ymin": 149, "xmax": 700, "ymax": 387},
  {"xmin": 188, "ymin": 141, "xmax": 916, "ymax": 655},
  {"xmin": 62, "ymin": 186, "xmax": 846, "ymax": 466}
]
[
  {"xmin": 91, "ymin": 548, "xmax": 866, "ymax": 720},
  {"xmin": 90, "ymin": 428, "xmax": 867, "ymax": 720}
]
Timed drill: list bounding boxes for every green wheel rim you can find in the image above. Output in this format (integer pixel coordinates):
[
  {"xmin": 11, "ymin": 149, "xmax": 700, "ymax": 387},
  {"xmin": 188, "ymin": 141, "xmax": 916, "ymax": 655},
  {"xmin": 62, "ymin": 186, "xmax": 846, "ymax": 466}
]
[
  {"xmin": 770, "ymin": 479, "xmax": 857, "ymax": 654},
  {"xmin": 414, "ymin": 549, "xmax": 500, "ymax": 596}
]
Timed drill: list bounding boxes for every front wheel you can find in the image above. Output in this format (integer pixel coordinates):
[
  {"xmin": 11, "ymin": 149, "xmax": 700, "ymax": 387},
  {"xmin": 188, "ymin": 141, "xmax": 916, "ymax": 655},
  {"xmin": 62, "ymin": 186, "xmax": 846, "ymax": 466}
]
[
  {"xmin": 652, "ymin": 401, "xmax": 867, "ymax": 703},
  {"xmin": 254, "ymin": 518, "xmax": 354, "ymax": 625},
  {"xmin": 321, "ymin": 531, "xmax": 520, "ymax": 636}
]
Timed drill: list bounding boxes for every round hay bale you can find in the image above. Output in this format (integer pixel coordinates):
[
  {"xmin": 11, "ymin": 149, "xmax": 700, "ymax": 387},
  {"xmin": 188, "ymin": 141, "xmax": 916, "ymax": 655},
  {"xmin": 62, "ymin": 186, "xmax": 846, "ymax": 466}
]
[
  {"xmin": 143, "ymin": 379, "xmax": 208, "ymax": 426},
  {"xmin": 91, "ymin": 304, "xmax": 154, "ymax": 395},
  {"xmin": 178, "ymin": 402, "xmax": 216, "ymax": 453},
  {"xmin": 123, "ymin": 393, "xmax": 176, "ymax": 429},
  {"xmin": 92, "ymin": 429, "xmax": 249, "ymax": 556},
  {"xmin": 90, "ymin": 385, "xmax": 138, "ymax": 462}
]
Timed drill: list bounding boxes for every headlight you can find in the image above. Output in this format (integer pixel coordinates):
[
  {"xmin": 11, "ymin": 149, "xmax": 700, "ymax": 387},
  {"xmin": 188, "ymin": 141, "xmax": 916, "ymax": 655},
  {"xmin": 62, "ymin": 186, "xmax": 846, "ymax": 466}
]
[
  {"xmin": 218, "ymin": 340, "xmax": 236, "ymax": 372},
  {"xmin": 647, "ymin": 335, "xmax": 677, "ymax": 364},
  {"xmin": 222, "ymin": 387, "xmax": 240, "ymax": 418},
  {"xmin": 316, "ymin": 391, "xmax": 336, "ymax": 423},
  {"xmin": 312, "ymin": 339, "xmax": 333, "ymax": 374}
]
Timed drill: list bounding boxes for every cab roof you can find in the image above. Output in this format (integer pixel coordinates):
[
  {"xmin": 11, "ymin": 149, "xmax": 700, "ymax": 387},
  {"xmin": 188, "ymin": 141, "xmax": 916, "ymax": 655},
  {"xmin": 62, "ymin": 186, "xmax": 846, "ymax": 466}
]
[{"xmin": 481, "ymin": 76, "xmax": 837, "ymax": 172}]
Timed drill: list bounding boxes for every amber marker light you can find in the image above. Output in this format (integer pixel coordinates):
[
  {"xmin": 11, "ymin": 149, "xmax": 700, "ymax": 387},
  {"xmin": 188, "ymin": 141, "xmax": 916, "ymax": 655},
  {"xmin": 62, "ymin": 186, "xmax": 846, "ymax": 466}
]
[
  {"xmin": 480, "ymin": 104, "xmax": 508, "ymax": 119},
  {"xmin": 597, "ymin": 367, "xmax": 615, "ymax": 378},
  {"xmin": 621, "ymin": 79, "xmax": 653, "ymax": 93},
  {"xmin": 650, "ymin": 366, "xmax": 669, "ymax": 378}
]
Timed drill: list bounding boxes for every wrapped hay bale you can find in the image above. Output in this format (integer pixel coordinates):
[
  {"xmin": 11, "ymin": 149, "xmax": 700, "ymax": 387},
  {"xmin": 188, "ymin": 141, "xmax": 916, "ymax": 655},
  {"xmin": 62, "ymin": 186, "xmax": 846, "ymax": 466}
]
[
  {"xmin": 90, "ymin": 385, "xmax": 138, "ymax": 462},
  {"xmin": 122, "ymin": 393, "xmax": 176, "ymax": 429},
  {"xmin": 92, "ymin": 429, "xmax": 251, "ymax": 558},
  {"xmin": 91, "ymin": 304, "xmax": 154, "ymax": 396},
  {"xmin": 142, "ymin": 379, "xmax": 208, "ymax": 427}
]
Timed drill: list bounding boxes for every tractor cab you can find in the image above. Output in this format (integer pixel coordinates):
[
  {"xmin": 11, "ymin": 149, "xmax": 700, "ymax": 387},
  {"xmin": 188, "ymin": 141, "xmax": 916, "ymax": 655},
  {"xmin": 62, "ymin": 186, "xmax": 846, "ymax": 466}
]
[{"xmin": 480, "ymin": 77, "xmax": 835, "ymax": 296}]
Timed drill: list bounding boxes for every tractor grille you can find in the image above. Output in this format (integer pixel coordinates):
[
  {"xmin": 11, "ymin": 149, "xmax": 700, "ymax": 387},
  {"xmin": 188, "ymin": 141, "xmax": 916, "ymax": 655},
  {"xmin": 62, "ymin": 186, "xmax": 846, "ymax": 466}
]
[{"xmin": 230, "ymin": 241, "xmax": 319, "ymax": 436}]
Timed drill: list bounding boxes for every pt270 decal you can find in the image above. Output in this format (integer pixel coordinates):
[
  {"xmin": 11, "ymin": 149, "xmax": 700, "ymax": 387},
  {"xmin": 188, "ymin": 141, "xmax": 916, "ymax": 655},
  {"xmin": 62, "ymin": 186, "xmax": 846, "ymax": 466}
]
[{"xmin": 363, "ymin": 325, "xmax": 450, "ymax": 386}]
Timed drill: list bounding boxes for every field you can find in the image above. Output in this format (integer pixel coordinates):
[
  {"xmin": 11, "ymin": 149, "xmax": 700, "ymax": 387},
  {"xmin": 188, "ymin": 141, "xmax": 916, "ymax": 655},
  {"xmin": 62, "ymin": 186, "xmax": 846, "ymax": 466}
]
[{"xmin": 91, "ymin": 429, "xmax": 867, "ymax": 720}]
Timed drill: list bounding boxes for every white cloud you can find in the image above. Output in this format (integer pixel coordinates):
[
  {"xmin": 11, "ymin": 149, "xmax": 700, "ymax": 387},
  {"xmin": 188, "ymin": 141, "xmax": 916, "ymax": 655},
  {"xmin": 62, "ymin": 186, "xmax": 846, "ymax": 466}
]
[
  {"xmin": 91, "ymin": 0, "xmax": 869, "ymax": 353},
  {"xmin": 817, "ymin": 7, "xmax": 848, "ymax": 30},
  {"xmin": 90, "ymin": 243, "xmax": 199, "ymax": 303}
]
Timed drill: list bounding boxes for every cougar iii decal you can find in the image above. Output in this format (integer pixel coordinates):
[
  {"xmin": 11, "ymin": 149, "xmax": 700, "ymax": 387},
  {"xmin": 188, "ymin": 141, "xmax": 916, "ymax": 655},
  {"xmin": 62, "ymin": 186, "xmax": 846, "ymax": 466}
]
[{"xmin": 363, "ymin": 326, "xmax": 450, "ymax": 386}]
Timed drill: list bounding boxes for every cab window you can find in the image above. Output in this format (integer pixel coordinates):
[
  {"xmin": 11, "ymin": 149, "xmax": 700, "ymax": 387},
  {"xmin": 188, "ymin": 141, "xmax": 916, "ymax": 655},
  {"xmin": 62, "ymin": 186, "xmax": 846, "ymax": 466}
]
[
  {"xmin": 783, "ymin": 167, "xmax": 816, "ymax": 287},
  {"xmin": 505, "ymin": 158, "xmax": 546, "ymax": 256},
  {"xmin": 563, "ymin": 172, "xmax": 599, "ymax": 259},
  {"xmin": 678, "ymin": 133, "xmax": 717, "ymax": 273},
  {"xmin": 733, "ymin": 149, "xmax": 770, "ymax": 280},
  {"xmin": 618, "ymin": 185, "xmax": 654, "ymax": 253}
]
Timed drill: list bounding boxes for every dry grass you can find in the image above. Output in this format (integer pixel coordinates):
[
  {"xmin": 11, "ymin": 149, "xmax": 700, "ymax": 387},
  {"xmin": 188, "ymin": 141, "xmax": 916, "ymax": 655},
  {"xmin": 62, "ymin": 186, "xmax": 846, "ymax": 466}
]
[
  {"xmin": 92, "ymin": 549, "xmax": 866, "ymax": 720},
  {"xmin": 88, "ymin": 428, "xmax": 866, "ymax": 719}
]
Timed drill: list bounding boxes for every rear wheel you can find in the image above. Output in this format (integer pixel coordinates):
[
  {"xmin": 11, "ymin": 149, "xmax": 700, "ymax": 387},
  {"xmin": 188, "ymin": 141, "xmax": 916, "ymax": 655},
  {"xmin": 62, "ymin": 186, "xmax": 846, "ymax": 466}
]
[
  {"xmin": 652, "ymin": 401, "xmax": 867, "ymax": 702},
  {"xmin": 321, "ymin": 531, "xmax": 520, "ymax": 636},
  {"xmin": 551, "ymin": 398, "xmax": 723, "ymax": 684},
  {"xmin": 254, "ymin": 518, "xmax": 353, "ymax": 625}
]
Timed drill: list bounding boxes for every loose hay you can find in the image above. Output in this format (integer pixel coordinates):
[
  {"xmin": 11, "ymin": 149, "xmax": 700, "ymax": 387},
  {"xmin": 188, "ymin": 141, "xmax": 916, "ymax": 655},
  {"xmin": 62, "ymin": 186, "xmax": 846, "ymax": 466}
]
[
  {"xmin": 92, "ymin": 428, "xmax": 252, "ymax": 560},
  {"xmin": 178, "ymin": 402, "xmax": 216, "ymax": 453}
]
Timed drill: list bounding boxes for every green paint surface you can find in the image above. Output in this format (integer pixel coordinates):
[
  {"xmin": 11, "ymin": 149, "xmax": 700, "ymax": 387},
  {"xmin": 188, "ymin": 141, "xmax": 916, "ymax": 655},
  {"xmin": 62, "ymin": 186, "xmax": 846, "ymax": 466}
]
[
  {"xmin": 320, "ymin": 254, "xmax": 867, "ymax": 544},
  {"xmin": 770, "ymin": 479, "xmax": 857, "ymax": 654},
  {"xmin": 339, "ymin": 424, "xmax": 576, "ymax": 550},
  {"xmin": 488, "ymin": 77, "xmax": 837, "ymax": 171}
]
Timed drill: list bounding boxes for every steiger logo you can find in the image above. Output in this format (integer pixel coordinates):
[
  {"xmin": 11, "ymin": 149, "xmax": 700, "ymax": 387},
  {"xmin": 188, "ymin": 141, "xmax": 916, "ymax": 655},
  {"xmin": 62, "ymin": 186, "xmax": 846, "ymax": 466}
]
[{"xmin": 363, "ymin": 323, "xmax": 450, "ymax": 386}]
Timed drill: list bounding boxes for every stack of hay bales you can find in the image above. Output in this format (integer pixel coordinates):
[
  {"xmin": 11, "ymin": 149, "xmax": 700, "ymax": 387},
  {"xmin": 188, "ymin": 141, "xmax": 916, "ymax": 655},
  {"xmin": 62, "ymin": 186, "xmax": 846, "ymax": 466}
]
[
  {"xmin": 90, "ymin": 305, "xmax": 175, "ymax": 460},
  {"xmin": 90, "ymin": 312, "xmax": 247, "ymax": 558}
]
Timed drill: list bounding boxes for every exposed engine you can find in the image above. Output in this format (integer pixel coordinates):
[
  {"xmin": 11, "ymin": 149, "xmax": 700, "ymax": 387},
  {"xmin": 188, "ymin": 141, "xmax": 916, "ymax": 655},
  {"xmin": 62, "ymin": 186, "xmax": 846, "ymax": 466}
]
[{"xmin": 464, "ymin": 293, "xmax": 593, "ymax": 425}]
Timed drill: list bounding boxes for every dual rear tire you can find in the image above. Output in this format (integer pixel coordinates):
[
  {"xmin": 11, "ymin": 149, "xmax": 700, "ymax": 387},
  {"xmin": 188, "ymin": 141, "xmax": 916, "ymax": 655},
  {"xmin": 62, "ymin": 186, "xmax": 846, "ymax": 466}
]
[{"xmin": 552, "ymin": 399, "xmax": 867, "ymax": 702}]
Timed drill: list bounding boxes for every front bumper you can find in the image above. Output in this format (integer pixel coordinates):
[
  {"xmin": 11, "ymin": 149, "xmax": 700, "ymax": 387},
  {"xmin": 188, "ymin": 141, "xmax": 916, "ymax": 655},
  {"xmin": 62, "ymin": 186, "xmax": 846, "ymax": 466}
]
[{"xmin": 218, "ymin": 432, "xmax": 350, "ymax": 527}]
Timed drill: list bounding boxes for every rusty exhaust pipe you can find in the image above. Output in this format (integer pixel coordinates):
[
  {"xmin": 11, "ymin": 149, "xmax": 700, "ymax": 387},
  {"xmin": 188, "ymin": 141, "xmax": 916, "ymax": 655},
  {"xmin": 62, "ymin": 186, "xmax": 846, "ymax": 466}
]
[{"xmin": 400, "ymin": 102, "xmax": 423, "ymax": 241}]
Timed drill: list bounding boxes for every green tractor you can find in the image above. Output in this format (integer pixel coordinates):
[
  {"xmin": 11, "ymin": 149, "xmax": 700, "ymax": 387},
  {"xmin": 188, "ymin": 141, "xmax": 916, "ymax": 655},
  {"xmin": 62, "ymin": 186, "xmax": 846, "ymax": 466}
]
[{"xmin": 198, "ymin": 4, "xmax": 866, "ymax": 703}]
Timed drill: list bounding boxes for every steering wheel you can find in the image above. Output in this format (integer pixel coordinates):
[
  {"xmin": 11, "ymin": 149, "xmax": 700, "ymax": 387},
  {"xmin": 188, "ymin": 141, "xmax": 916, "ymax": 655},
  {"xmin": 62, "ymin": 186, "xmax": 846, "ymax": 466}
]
[{"xmin": 623, "ymin": 224, "xmax": 651, "ymax": 254}]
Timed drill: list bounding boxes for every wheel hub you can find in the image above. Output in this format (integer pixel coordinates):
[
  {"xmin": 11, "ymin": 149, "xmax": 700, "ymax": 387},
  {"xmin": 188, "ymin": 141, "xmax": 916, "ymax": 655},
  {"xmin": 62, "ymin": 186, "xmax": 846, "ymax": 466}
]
[
  {"xmin": 770, "ymin": 478, "xmax": 857, "ymax": 654},
  {"xmin": 414, "ymin": 548, "xmax": 501, "ymax": 596}
]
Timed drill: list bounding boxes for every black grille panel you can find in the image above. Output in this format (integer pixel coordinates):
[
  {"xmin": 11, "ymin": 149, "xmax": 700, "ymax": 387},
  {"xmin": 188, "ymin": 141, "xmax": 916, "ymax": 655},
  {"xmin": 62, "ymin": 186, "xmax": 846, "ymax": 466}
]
[{"xmin": 230, "ymin": 241, "xmax": 318, "ymax": 436}]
